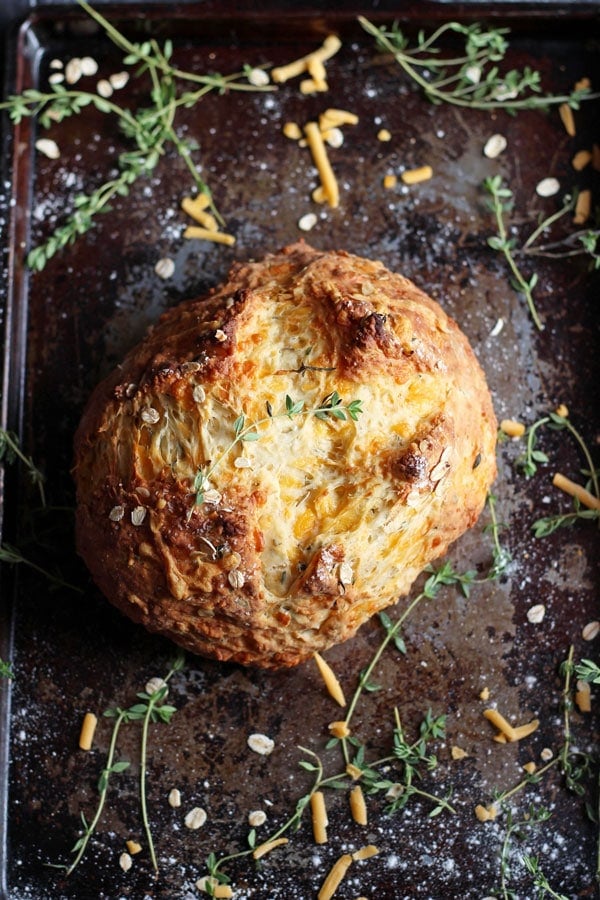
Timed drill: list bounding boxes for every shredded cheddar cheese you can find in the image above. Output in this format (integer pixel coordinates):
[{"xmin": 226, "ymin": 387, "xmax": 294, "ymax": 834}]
[
  {"xmin": 352, "ymin": 845, "xmax": 379, "ymax": 861},
  {"xmin": 78, "ymin": 712, "xmax": 98, "ymax": 751},
  {"xmin": 383, "ymin": 173, "xmax": 397, "ymax": 189},
  {"xmin": 311, "ymin": 790, "xmax": 328, "ymax": 844},
  {"xmin": 329, "ymin": 720, "xmax": 351, "ymax": 739},
  {"xmin": 484, "ymin": 708, "xmax": 539, "ymax": 742},
  {"xmin": 126, "ymin": 839, "xmax": 142, "ymax": 855},
  {"xmin": 552, "ymin": 472, "xmax": 600, "ymax": 511},
  {"xmin": 313, "ymin": 652, "xmax": 346, "ymax": 706},
  {"xmin": 349, "ymin": 785, "xmax": 368, "ymax": 825},
  {"xmin": 573, "ymin": 188, "xmax": 592, "ymax": 225},
  {"xmin": 304, "ymin": 121, "xmax": 340, "ymax": 208},
  {"xmin": 401, "ymin": 165, "xmax": 433, "ymax": 185},
  {"xmin": 183, "ymin": 226, "xmax": 236, "ymax": 246},
  {"xmin": 572, "ymin": 149, "xmax": 592, "ymax": 171},
  {"xmin": 318, "ymin": 853, "xmax": 353, "ymax": 900},
  {"xmin": 319, "ymin": 108, "xmax": 359, "ymax": 129},
  {"xmin": 500, "ymin": 419, "xmax": 526, "ymax": 438},
  {"xmin": 559, "ymin": 103, "xmax": 576, "ymax": 136},
  {"xmin": 575, "ymin": 680, "xmax": 592, "ymax": 713},
  {"xmin": 523, "ymin": 761, "xmax": 537, "ymax": 775},
  {"xmin": 283, "ymin": 121, "xmax": 303, "ymax": 140},
  {"xmin": 271, "ymin": 35, "xmax": 341, "ymax": 85},
  {"xmin": 252, "ymin": 837, "xmax": 289, "ymax": 859}
]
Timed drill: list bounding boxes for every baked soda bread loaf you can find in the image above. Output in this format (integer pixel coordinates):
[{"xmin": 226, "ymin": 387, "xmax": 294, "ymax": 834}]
[{"xmin": 74, "ymin": 242, "xmax": 497, "ymax": 668}]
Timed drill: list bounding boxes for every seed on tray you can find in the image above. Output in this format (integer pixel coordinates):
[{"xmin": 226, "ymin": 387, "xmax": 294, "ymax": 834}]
[
  {"xmin": 483, "ymin": 133, "xmax": 507, "ymax": 159},
  {"xmin": 535, "ymin": 177, "xmax": 560, "ymax": 197},
  {"xmin": 247, "ymin": 67, "xmax": 270, "ymax": 86},
  {"xmin": 65, "ymin": 57, "xmax": 83, "ymax": 84},
  {"xmin": 540, "ymin": 747, "xmax": 554, "ymax": 762},
  {"xmin": 527, "ymin": 603, "xmax": 546, "ymax": 624},
  {"xmin": 582, "ymin": 620, "xmax": 600, "ymax": 641},
  {"xmin": 109, "ymin": 71, "xmax": 130, "ymax": 89},
  {"xmin": 248, "ymin": 809, "xmax": 267, "ymax": 827},
  {"xmin": 185, "ymin": 806, "xmax": 207, "ymax": 829},
  {"xmin": 131, "ymin": 506, "xmax": 147, "ymax": 526},
  {"xmin": 145, "ymin": 676, "xmax": 167, "ymax": 696},
  {"xmin": 35, "ymin": 138, "xmax": 60, "ymax": 159},
  {"xmin": 48, "ymin": 72, "xmax": 64, "ymax": 85},
  {"xmin": 247, "ymin": 733, "xmax": 275, "ymax": 755},
  {"xmin": 49, "ymin": 58, "xmax": 63, "ymax": 69},
  {"xmin": 168, "ymin": 788, "xmax": 182, "ymax": 808},
  {"xmin": 97, "ymin": 78, "xmax": 114, "ymax": 98},
  {"xmin": 298, "ymin": 213, "xmax": 317, "ymax": 232},
  {"xmin": 80, "ymin": 56, "xmax": 99, "ymax": 76},
  {"xmin": 119, "ymin": 851, "xmax": 132, "ymax": 872},
  {"xmin": 154, "ymin": 256, "xmax": 175, "ymax": 279}
]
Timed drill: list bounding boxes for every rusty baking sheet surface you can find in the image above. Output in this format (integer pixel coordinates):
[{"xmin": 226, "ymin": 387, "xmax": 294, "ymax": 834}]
[{"xmin": 0, "ymin": 4, "xmax": 599, "ymax": 899}]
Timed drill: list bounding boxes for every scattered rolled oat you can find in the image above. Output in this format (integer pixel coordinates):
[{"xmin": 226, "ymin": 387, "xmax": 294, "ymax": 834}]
[
  {"xmin": 184, "ymin": 806, "xmax": 207, "ymax": 829},
  {"xmin": 202, "ymin": 489, "xmax": 222, "ymax": 505},
  {"xmin": 35, "ymin": 138, "xmax": 60, "ymax": 160},
  {"xmin": 483, "ymin": 133, "xmax": 507, "ymax": 159},
  {"xmin": 489, "ymin": 317, "xmax": 505, "ymax": 337},
  {"xmin": 109, "ymin": 505, "xmax": 125, "ymax": 522},
  {"xmin": 145, "ymin": 676, "xmax": 167, "ymax": 696},
  {"xmin": 154, "ymin": 257, "xmax": 175, "ymax": 279},
  {"xmin": 582, "ymin": 620, "xmax": 600, "ymax": 641},
  {"xmin": 65, "ymin": 57, "xmax": 83, "ymax": 84},
  {"xmin": 298, "ymin": 212, "xmax": 318, "ymax": 232},
  {"xmin": 97, "ymin": 78, "xmax": 114, "ymax": 98},
  {"xmin": 338, "ymin": 562, "xmax": 353, "ymax": 585},
  {"xmin": 141, "ymin": 407, "xmax": 161, "ymax": 425},
  {"xmin": 48, "ymin": 72, "xmax": 64, "ymax": 85},
  {"xmin": 247, "ymin": 66, "xmax": 270, "ymax": 86},
  {"xmin": 168, "ymin": 788, "xmax": 182, "ymax": 808},
  {"xmin": 535, "ymin": 177, "xmax": 560, "ymax": 198},
  {"xmin": 234, "ymin": 457, "xmax": 253, "ymax": 468},
  {"xmin": 109, "ymin": 71, "xmax": 129, "ymax": 90},
  {"xmin": 193, "ymin": 385, "xmax": 206, "ymax": 403},
  {"xmin": 323, "ymin": 127, "xmax": 344, "ymax": 148},
  {"xmin": 214, "ymin": 329, "xmax": 227, "ymax": 342},
  {"xmin": 80, "ymin": 56, "xmax": 99, "ymax": 76},
  {"xmin": 540, "ymin": 747, "xmax": 553, "ymax": 762},
  {"xmin": 527, "ymin": 603, "xmax": 546, "ymax": 624},
  {"xmin": 247, "ymin": 733, "xmax": 275, "ymax": 755},
  {"xmin": 49, "ymin": 58, "xmax": 63, "ymax": 69},
  {"xmin": 119, "ymin": 852, "xmax": 133, "ymax": 872},
  {"xmin": 248, "ymin": 809, "xmax": 267, "ymax": 827},
  {"xmin": 228, "ymin": 569, "xmax": 245, "ymax": 589},
  {"xmin": 131, "ymin": 506, "xmax": 147, "ymax": 526}
]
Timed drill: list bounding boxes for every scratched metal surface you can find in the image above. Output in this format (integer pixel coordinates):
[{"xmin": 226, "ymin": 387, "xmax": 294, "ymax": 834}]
[{"xmin": 0, "ymin": 4, "xmax": 599, "ymax": 899}]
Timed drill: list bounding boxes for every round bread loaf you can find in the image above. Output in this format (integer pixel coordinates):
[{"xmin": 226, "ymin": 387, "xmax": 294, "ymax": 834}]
[{"xmin": 74, "ymin": 242, "xmax": 497, "ymax": 668}]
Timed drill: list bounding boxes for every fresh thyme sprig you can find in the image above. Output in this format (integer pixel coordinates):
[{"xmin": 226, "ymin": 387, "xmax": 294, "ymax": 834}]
[
  {"xmin": 522, "ymin": 195, "xmax": 600, "ymax": 270},
  {"xmin": 0, "ymin": 658, "xmax": 14, "ymax": 679},
  {"xmin": 485, "ymin": 647, "xmax": 597, "ymax": 897},
  {"xmin": 62, "ymin": 651, "xmax": 184, "ymax": 876},
  {"xmin": 514, "ymin": 408, "xmax": 600, "ymax": 535},
  {"xmin": 358, "ymin": 17, "xmax": 597, "ymax": 112},
  {"xmin": 497, "ymin": 805, "xmax": 554, "ymax": 900},
  {"xmin": 0, "ymin": 542, "xmax": 83, "ymax": 593},
  {"xmin": 0, "ymin": 0, "xmax": 271, "ymax": 270},
  {"xmin": 191, "ymin": 391, "xmax": 363, "ymax": 509},
  {"xmin": 0, "ymin": 428, "xmax": 46, "ymax": 505},
  {"xmin": 483, "ymin": 175, "xmax": 543, "ymax": 330},
  {"xmin": 575, "ymin": 659, "xmax": 600, "ymax": 684}
]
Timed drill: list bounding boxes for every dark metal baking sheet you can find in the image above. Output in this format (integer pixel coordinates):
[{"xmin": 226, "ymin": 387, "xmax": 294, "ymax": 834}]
[{"xmin": 1, "ymin": 4, "xmax": 599, "ymax": 898}]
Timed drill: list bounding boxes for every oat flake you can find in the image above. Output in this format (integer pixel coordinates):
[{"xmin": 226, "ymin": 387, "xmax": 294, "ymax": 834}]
[
  {"xmin": 109, "ymin": 505, "xmax": 125, "ymax": 522},
  {"xmin": 131, "ymin": 506, "xmax": 147, "ymax": 526},
  {"xmin": 145, "ymin": 676, "xmax": 167, "ymax": 696},
  {"xmin": 185, "ymin": 806, "xmax": 207, "ymax": 829},
  {"xmin": 35, "ymin": 138, "xmax": 60, "ymax": 160},
  {"xmin": 248, "ymin": 733, "xmax": 275, "ymax": 755},
  {"xmin": 97, "ymin": 78, "xmax": 114, "ymax": 98},
  {"xmin": 248, "ymin": 809, "xmax": 267, "ymax": 827},
  {"xmin": 141, "ymin": 407, "xmax": 160, "ymax": 424},
  {"xmin": 119, "ymin": 852, "xmax": 132, "ymax": 872},
  {"xmin": 109, "ymin": 71, "xmax": 129, "ymax": 90},
  {"xmin": 192, "ymin": 385, "xmax": 206, "ymax": 403},
  {"xmin": 247, "ymin": 67, "xmax": 270, "ymax": 86},
  {"xmin": 527, "ymin": 603, "xmax": 546, "ymax": 624},
  {"xmin": 80, "ymin": 56, "xmax": 99, "ymax": 76},
  {"xmin": 483, "ymin": 133, "xmax": 507, "ymax": 159},
  {"xmin": 536, "ymin": 177, "xmax": 560, "ymax": 197},
  {"xmin": 298, "ymin": 213, "xmax": 317, "ymax": 232},
  {"xmin": 228, "ymin": 569, "xmax": 245, "ymax": 589},
  {"xmin": 582, "ymin": 620, "xmax": 600, "ymax": 641},
  {"xmin": 168, "ymin": 788, "xmax": 182, "ymax": 808},
  {"xmin": 154, "ymin": 257, "xmax": 175, "ymax": 279}
]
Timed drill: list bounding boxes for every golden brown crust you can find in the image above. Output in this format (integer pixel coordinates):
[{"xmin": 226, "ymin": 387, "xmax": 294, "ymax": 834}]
[{"xmin": 74, "ymin": 242, "xmax": 497, "ymax": 668}]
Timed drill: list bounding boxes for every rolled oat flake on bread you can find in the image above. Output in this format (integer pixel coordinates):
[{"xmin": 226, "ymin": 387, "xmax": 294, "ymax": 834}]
[{"xmin": 74, "ymin": 242, "xmax": 496, "ymax": 668}]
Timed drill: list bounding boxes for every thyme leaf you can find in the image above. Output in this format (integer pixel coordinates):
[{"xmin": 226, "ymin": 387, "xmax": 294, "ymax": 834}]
[
  {"xmin": 0, "ymin": 0, "xmax": 272, "ymax": 270},
  {"xmin": 191, "ymin": 391, "xmax": 363, "ymax": 510},
  {"xmin": 359, "ymin": 17, "xmax": 598, "ymax": 112}
]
